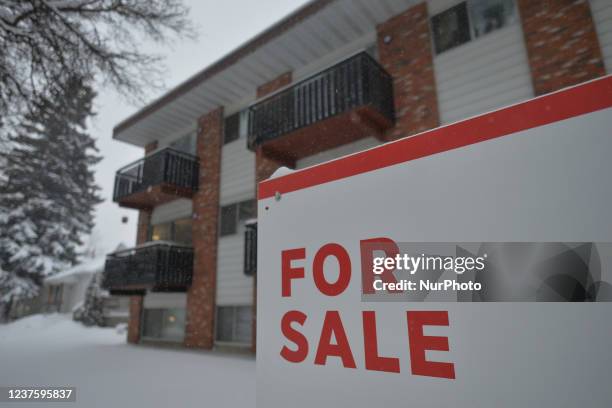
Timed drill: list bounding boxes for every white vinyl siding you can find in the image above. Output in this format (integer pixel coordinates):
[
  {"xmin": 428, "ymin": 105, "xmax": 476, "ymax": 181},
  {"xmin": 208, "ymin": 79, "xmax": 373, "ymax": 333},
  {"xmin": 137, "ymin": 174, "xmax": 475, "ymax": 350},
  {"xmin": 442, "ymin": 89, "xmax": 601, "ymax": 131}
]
[
  {"xmin": 591, "ymin": 0, "xmax": 612, "ymax": 73},
  {"xmin": 216, "ymin": 234, "xmax": 253, "ymax": 306},
  {"xmin": 143, "ymin": 292, "xmax": 186, "ymax": 309},
  {"xmin": 217, "ymin": 135, "xmax": 255, "ymax": 307},
  {"xmin": 433, "ymin": 18, "xmax": 533, "ymax": 124},
  {"xmin": 219, "ymin": 139, "xmax": 255, "ymax": 205}
]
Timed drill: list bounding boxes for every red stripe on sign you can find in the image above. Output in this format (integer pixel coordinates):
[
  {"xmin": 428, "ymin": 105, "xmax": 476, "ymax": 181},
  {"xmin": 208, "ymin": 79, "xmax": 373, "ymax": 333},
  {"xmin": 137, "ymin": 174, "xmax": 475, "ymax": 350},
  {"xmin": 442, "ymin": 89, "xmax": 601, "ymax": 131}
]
[{"xmin": 259, "ymin": 75, "xmax": 612, "ymax": 200}]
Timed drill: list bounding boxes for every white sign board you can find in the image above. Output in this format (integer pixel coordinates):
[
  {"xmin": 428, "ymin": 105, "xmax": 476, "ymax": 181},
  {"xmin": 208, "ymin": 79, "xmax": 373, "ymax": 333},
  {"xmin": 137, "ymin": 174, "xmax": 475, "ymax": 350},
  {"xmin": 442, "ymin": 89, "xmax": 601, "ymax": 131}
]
[{"xmin": 257, "ymin": 76, "xmax": 612, "ymax": 407}]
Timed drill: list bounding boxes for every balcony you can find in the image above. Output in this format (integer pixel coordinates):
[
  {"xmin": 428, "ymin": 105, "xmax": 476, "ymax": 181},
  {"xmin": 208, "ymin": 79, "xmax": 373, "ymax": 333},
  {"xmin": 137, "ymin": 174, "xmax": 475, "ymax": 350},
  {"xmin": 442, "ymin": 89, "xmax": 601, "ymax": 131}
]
[
  {"xmin": 247, "ymin": 52, "xmax": 394, "ymax": 164},
  {"xmin": 113, "ymin": 148, "xmax": 199, "ymax": 209},
  {"xmin": 102, "ymin": 243, "xmax": 194, "ymax": 295}
]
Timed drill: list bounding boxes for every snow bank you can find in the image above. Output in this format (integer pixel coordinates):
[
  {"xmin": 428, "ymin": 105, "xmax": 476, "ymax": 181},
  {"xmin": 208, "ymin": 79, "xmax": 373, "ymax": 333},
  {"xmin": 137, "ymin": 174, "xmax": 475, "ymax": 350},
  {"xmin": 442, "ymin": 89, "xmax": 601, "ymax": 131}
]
[
  {"xmin": 0, "ymin": 314, "xmax": 255, "ymax": 408},
  {"xmin": 0, "ymin": 313, "xmax": 122, "ymax": 347}
]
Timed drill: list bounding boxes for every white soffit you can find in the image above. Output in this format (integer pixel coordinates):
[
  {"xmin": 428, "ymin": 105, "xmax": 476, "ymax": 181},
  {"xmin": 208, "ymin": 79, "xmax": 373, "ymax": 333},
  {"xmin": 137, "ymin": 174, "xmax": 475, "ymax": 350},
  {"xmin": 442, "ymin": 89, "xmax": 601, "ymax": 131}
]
[{"xmin": 114, "ymin": 0, "xmax": 418, "ymax": 147}]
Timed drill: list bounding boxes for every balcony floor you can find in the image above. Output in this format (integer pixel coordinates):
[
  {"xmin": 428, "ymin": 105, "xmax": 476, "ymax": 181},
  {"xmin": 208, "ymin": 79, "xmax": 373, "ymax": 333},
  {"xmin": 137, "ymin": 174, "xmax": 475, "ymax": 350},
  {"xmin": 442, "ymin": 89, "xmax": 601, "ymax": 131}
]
[
  {"xmin": 116, "ymin": 183, "xmax": 195, "ymax": 210},
  {"xmin": 257, "ymin": 105, "xmax": 393, "ymax": 165}
]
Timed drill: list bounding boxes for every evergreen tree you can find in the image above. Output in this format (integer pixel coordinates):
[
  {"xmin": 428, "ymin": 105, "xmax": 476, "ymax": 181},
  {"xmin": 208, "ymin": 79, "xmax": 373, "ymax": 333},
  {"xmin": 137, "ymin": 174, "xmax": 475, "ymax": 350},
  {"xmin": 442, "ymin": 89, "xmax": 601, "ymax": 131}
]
[
  {"xmin": 73, "ymin": 273, "xmax": 105, "ymax": 327},
  {"xmin": 0, "ymin": 76, "xmax": 102, "ymax": 302}
]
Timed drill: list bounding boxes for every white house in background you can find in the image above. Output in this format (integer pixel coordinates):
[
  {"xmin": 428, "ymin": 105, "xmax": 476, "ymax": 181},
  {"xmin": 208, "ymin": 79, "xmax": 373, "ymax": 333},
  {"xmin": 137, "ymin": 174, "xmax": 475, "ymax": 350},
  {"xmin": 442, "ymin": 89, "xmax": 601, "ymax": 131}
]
[{"xmin": 42, "ymin": 255, "xmax": 130, "ymax": 327}]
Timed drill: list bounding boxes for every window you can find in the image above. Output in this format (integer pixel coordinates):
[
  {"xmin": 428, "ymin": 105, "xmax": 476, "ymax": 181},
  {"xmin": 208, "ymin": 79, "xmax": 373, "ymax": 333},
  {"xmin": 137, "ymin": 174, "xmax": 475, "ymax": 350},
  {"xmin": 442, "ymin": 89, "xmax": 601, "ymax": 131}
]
[
  {"xmin": 173, "ymin": 218, "xmax": 193, "ymax": 246},
  {"xmin": 224, "ymin": 110, "xmax": 249, "ymax": 145},
  {"xmin": 238, "ymin": 200, "xmax": 255, "ymax": 221},
  {"xmin": 150, "ymin": 222, "xmax": 172, "ymax": 242},
  {"xmin": 170, "ymin": 131, "xmax": 196, "ymax": 155},
  {"xmin": 469, "ymin": 0, "xmax": 516, "ymax": 38},
  {"xmin": 220, "ymin": 199, "xmax": 255, "ymax": 236},
  {"xmin": 431, "ymin": 0, "xmax": 516, "ymax": 54},
  {"xmin": 142, "ymin": 308, "xmax": 186, "ymax": 342},
  {"xmin": 224, "ymin": 113, "xmax": 240, "ymax": 144},
  {"xmin": 239, "ymin": 110, "xmax": 249, "ymax": 139},
  {"xmin": 216, "ymin": 306, "xmax": 252, "ymax": 344},
  {"xmin": 148, "ymin": 217, "xmax": 192, "ymax": 245},
  {"xmin": 244, "ymin": 222, "xmax": 257, "ymax": 276},
  {"xmin": 431, "ymin": 2, "xmax": 470, "ymax": 54},
  {"xmin": 220, "ymin": 204, "xmax": 238, "ymax": 236}
]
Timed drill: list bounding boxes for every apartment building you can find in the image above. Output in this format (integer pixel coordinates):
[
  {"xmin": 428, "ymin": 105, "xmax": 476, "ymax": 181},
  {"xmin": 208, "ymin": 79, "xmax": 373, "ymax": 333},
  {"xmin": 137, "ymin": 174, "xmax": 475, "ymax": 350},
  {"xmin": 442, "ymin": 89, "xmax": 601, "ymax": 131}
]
[{"xmin": 103, "ymin": 0, "xmax": 612, "ymax": 350}]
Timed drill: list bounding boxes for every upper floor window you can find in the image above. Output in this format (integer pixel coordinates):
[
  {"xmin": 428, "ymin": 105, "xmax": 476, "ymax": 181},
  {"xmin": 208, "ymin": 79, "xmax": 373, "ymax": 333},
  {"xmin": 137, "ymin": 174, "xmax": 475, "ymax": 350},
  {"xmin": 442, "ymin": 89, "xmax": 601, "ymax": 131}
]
[
  {"xmin": 224, "ymin": 113, "xmax": 240, "ymax": 144},
  {"xmin": 170, "ymin": 131, "xmax": 196, "ymax": 155},
  {"xmin": 149, "ymin": 217, "xmax": 193, "ymax": 245},
  {"xmin": 219, "ymin": 199, "xmax": 255, "ymax": 237},
  {"xmin": 470, "ymin": 0, "xmax": 516, "ymax": 38},
  {"xmin": 432, "ymin": 3, "xmax": 470, "ymax": 54},
  {"xmin": 224, "ymin": 110, "xmax": 249, "ymax": 145},
  {"xmin": 431, "ymin": 0, "xmax": 516, "ymax": 55}
]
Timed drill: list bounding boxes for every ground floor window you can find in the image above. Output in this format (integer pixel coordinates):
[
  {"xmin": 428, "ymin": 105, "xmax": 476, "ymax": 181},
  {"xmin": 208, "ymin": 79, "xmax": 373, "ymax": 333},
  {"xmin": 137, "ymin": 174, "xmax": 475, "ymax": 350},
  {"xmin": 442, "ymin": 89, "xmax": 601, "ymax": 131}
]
[
  {"xmin": 216, "ymin": 306, "xmax": 252, "ymax": 345},
  {"xmin": 142, "ymin": 308, "xmax": 186, "ymax": 342}
]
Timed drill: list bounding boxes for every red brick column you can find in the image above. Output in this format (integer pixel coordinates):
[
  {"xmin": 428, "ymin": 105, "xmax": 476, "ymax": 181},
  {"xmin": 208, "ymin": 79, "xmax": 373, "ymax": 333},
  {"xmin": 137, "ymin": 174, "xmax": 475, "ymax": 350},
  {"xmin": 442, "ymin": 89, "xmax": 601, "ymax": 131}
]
[
  {"xmin": 185, "ymin": 108, "xmax": 223, "ymax": 349},
  {"xmin": 257, "ymin": 71, "xmax": 292, "ymax": 98},
  {"xmin": 518, "ymin": 0, "xmax": 605, "ymax": 96},
  {"xmin": 134, "ymin": 210, "xmax": 151, "ymax": 246},
  {"xmin": 377, "ymin": 2, "xmax": 440, "ymax": 141},
  {"xmin": 126, "ymin": 140, "xmax": 157, "ymax": 344},
  {"xmin": 251, "ymin": 72, "xmax": 293, "ymax": 353},
  {"xmin": 127, "ymin": 296, "xmax": 143, "ymax": 343}
]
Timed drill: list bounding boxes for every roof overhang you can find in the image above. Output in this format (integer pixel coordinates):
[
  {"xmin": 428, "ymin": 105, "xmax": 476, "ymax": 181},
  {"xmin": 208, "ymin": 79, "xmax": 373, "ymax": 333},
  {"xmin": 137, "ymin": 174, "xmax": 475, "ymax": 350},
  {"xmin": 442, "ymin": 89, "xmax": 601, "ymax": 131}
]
[{"xmin": 113, "ymin": 0, "xmax": 418, "ymax": 147}]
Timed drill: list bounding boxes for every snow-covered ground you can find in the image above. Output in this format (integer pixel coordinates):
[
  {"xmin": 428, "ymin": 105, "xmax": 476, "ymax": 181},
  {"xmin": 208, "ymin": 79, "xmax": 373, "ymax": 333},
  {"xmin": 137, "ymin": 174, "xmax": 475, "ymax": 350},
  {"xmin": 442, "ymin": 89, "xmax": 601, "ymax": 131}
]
[{"xmin": 0, "ymin": 314, "xmax": 255, "ymax": 407}]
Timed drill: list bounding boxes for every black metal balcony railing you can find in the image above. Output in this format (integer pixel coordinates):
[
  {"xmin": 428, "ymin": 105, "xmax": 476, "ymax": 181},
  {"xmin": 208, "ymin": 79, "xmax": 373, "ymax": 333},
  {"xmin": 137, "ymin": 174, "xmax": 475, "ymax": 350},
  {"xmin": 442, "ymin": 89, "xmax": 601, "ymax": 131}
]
[
  {"xmin": 113, "ymin": 148, "xmax": 199, "ymax": 202},
  {"xmin": 102, "ymin": 243, "xmax": 194, "ymax": 292},
  {"xmin": 247, "ymin": 52, "xmax": 394, "ymax": 149}
]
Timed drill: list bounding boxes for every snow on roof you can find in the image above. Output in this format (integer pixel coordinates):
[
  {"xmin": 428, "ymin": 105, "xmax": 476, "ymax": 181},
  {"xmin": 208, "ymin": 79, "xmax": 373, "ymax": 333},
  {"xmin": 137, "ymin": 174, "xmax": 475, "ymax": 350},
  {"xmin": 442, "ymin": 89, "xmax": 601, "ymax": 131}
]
[{"xmin": 45, "ymin": 257, "xmax": 105, "ymax": 285}]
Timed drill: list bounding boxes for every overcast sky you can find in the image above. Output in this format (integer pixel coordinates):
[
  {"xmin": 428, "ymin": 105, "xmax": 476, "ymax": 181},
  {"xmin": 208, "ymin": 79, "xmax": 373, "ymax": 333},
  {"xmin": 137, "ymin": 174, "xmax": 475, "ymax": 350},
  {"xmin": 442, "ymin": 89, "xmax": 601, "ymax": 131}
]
[{"xmin": 89, "ymin": 0, "xmax": 309, "ymax": 256}]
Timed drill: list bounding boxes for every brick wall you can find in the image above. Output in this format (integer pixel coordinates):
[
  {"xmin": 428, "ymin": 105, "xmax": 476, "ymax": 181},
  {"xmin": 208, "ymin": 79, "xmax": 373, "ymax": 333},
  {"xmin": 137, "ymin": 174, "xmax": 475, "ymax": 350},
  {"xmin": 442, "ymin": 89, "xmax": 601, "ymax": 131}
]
[
  {"xmin": 185, "ymin": 108, "xmax": 223, "ymax": 348},
  {"xmin": 518, "ymin": 0, "xmax": 605, "ymax": 95},
  {"xmin": 257, "ymin": 71, "xmax": 292, "ymax": 99},
  {"xmin": 377, "ymin": 2, "xmax": 439, "ymax": 141},
  {"xmin": 251, "ymin": 72, "xmax": 293, "ymax": 352},
  {"xmin": 144, "ymin": 141, "xmax": 158, "ymax": 153},
  {"xmin": 127, "ymin": 296, "xmax": 143, "ymax": 343},
  {"xmin": 134, "ymin": 210, "xmax": 151, "ymax": 246},
  {"xmin": 126, "ymin": 140, "xmax": 157, "ymax": 344},
  {"xmin": 255, "ymin": 72, "xmax": 294, "ymax": 182}
]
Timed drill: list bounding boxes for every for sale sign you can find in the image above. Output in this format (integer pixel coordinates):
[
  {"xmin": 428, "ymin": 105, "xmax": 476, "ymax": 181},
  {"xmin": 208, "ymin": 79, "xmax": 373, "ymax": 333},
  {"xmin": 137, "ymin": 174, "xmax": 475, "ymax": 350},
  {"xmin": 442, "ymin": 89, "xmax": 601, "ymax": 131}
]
[{"xmin": 256, "ymin": 76, "xmax": 612, "ymax": 407}]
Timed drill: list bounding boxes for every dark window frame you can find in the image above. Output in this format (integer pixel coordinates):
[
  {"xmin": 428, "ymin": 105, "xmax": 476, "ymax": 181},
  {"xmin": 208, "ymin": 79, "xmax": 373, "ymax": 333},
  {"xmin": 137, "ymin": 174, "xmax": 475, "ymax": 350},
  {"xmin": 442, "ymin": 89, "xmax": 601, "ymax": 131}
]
[
  {"xmin": 141, "ymin": 307, "xmax": 187, "ymax": 342},
  {"xmin": 219, "ymin": 199, "xmax": 256, "ymax": 237},
  {"xmin": 147, "ymin": 217, "xmax": 193, "ymax": 245},
  {"xmin": 431, "ymin": 0, "xmax": 516, "ymax": 55},
  {"xmin": 223, "ymin": 113, "xmax": 240, "ymax": 144},
  {"xmin": 219, "ymin": 204, "xmax": 238, "ymax": 236},
  {"xmin": 431, "ymin": 2, "xmax": 471, "ymax": 55},
  {"xmin": 244, "ymin": 222, "xmax": 257, "ymax": 276},
  {"xmin": 215, "ymin": 305, "xmax": 253, "ymax": 344}
]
